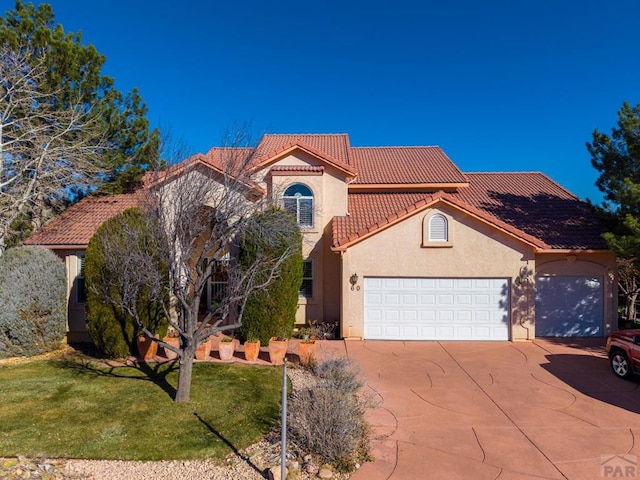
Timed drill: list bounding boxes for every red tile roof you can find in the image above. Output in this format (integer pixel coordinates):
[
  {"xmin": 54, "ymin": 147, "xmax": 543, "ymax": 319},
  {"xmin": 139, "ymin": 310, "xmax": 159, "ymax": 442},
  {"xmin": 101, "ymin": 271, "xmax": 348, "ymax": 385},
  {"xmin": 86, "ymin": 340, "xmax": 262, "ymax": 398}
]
[
  {"xmin": 350, "ymin": 146, "xmax": 469, "ymax": 186},
  {"xmin": 254, "ymin": 134, "xmax": 352, "ymax": 165},
  {"xmin": 332, "ymin": 172, "xmax": 607, "ymax": 250},
  {"xmin": 24, "ymin": 134, "xmax": 608, "ymax": 253},
  {"xmin": 23, "ymin": 192, "xmax": 143, "ymax": 247},
  {"xmin": 459, "ymin": 172, "xmax": 608, "ymax": 250},
  {"xmin": 270, "ymin": 165, "xmax": 325, "ymax": 174}
]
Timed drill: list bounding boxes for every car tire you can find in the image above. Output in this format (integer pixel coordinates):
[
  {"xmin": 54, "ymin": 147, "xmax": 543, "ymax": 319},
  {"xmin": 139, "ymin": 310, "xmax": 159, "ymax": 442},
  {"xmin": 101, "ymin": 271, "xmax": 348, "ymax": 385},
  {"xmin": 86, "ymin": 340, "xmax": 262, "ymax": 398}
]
[{"xmin": 610, "ymin": 350, "xmax": 633, "ymax": 380}]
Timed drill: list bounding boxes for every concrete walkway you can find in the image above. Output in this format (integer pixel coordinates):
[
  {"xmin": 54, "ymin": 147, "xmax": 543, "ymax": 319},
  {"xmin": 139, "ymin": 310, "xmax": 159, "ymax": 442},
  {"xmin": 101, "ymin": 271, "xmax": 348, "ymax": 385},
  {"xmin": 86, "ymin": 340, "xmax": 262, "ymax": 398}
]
[{"xmin": 326, "ymin": 339, "xmax": 640, "ymax": 480}]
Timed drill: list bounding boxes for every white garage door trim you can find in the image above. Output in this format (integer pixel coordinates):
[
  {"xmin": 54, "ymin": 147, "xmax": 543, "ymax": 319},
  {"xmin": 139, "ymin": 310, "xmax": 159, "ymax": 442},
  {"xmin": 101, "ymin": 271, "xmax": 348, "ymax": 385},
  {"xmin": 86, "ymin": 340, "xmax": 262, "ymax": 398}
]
[
  {"xmin": 364, "ymin": 277, "xmax": 510, "ymax": 341},
  {"xmin": 535, "ymin": 275, "xmax": 603, "ymax": 337}
]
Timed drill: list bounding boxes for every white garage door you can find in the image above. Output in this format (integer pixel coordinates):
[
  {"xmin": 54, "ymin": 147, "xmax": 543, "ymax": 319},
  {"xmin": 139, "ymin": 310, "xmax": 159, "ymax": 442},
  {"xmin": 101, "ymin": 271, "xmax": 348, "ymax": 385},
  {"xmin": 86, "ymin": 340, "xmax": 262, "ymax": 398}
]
[
  {"xmin": 364, "ymin": 278, "xmax": 510, "ymax": 340},
  {"xmin": 535, "ymin": 276, "xmax": 603, "ymax": 337}
]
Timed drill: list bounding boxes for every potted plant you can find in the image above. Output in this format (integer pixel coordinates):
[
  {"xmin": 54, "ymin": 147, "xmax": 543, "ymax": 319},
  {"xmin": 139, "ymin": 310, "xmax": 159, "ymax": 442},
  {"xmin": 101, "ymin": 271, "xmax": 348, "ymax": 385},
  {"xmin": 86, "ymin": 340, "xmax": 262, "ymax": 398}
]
[
  {"xmin": 194, "ymin": 336, "xmax": 212, "ymax": 360},
  {"xmin": 297, "ymin": 326, "xmax": 315, "ymax": 340},
  {"xmin": 243, "ymin": 338, "xmax": 261, "ymax": 362},
  {"xmin": 162, "ymin": 328, "xmax": 180, "ymax": 360},
  {"xmin": 297, "ymin": 338, "xmax": 317, "ymax": 365},
  {"xmin": 136, "ymin": 333, "xmax": 158, "ymax": 360},
  {"xmin": 218, "ymin": 336, "xmax": 235, "ymax": 361},
  {"xmin": 268, "ymin": 337, "xmax": 289, "ymax": 364}
]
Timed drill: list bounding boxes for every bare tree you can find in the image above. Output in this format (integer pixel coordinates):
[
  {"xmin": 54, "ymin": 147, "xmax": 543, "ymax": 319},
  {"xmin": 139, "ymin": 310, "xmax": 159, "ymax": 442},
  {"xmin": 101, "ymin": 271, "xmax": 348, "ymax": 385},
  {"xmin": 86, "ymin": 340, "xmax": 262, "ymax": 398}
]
[
  {"xmin": 92, "ymin": 132, "xmax": 302, "ymax": 403},
  {"xmin": 617, "ymin": 257, "xmax": 640, "ymax": 326},
  {"xmin": 0, "ymin": 46, "xmax": 107, "ymax": 253}
]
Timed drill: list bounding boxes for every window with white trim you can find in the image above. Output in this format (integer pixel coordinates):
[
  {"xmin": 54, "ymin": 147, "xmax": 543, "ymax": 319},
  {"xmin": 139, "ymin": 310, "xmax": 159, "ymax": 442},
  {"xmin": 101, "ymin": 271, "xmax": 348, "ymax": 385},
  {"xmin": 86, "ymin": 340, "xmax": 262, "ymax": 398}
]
[
  {"xmin": 429, "ymin": 214, "xmax": 448, "ymax": 241},
  {"xmin": 300, "ymin": 260, "xmax": 313, "ymax": 298},
  {"xmin": 283, "ymin": 184, "xmax": 313, "ymax": 227},
  {"xmin": 76, "ymin": 252, "xmax": 87, "ymax": 304}
]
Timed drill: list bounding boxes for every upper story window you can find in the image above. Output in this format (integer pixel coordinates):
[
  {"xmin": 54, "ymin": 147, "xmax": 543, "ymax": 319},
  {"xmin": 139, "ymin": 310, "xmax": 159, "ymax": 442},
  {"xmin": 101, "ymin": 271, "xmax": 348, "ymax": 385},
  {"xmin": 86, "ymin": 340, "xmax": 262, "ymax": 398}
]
[
  {"xmin": 428, "ymin": 214, "xmax": 448, "ymax": 242},
  {"xmin": 283, "ymin": 184, "xmax": 313, "ymax": 227}
]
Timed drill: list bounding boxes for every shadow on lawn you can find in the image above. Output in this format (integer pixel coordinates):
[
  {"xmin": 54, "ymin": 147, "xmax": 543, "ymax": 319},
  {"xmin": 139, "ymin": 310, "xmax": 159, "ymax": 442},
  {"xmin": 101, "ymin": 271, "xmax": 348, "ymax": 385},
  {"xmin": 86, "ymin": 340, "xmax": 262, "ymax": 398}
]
[
  {"xmin": 55, "ymin": 356, "xmax": 179, "ymax": 400},
  {"xmin": 194, "ymin": 412, "xmax": 264, "ymax": 476}
]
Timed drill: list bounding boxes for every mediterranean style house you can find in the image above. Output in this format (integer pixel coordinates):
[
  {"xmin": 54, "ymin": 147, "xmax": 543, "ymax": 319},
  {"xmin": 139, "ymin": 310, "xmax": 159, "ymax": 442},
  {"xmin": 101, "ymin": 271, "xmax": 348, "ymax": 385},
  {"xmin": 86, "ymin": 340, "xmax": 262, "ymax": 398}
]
[{"xmin": 25, "ymin": 133, "xmax": 616, "ymax": 343}]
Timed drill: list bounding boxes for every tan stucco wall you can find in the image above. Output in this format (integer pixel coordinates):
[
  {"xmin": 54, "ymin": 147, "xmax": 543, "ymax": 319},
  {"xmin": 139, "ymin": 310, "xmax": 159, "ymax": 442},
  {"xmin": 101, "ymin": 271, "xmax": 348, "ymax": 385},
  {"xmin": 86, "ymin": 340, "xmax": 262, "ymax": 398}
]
[
  {"xmin": 52, "ymin": 249, "xmax": 90, "ymax": 343},
  {"xmin": 340, "ymin": 205, "xmax": 536, "ymax": 341},
  {"xmin": 267, "ymin": 151, "xmax": 349, "ymax": 325}
]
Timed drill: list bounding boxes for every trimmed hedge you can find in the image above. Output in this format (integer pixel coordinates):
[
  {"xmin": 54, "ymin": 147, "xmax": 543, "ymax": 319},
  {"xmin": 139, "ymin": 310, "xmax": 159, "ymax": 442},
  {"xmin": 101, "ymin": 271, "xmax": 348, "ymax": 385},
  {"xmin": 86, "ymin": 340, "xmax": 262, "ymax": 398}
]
[
  {"xmin": 0, "ymin": 246, "xmax": 67, "ymax": 358},
  {"xmin": 85, "ymin": 208, "xmax": 168, "ymax": 358},
  {"xmin": 239, "ymin": 208, "xmax": 303, "ymax": 344}
]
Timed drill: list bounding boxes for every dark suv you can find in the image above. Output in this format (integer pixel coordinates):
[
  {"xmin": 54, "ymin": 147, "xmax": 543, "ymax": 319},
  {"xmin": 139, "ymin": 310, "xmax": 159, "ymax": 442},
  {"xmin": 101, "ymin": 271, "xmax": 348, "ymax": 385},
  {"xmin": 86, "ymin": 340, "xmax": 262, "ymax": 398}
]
[{"xmin": 606, "ymin": 329, "xmax": 640, "ymax": 379}]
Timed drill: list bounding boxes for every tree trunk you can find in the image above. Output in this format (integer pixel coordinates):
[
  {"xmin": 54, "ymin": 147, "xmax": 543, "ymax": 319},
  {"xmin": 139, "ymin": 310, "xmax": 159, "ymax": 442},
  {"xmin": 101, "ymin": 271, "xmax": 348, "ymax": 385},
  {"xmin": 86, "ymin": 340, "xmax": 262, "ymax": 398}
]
[
  {"xmin": 626, "ymin": 291, "xmax": 638, "ymax": 324},
  {"xmin": 175, "ymin": 345, "xmax": 195, "ymax": 403}
]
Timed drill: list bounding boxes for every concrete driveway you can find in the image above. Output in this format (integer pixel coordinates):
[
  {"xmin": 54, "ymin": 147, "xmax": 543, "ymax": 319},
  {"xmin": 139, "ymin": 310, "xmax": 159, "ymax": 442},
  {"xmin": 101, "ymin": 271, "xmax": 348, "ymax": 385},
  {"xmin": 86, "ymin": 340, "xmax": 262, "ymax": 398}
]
[{"xmin": 325, "ymin": 339, "xmax": 640, "ymax": 480}]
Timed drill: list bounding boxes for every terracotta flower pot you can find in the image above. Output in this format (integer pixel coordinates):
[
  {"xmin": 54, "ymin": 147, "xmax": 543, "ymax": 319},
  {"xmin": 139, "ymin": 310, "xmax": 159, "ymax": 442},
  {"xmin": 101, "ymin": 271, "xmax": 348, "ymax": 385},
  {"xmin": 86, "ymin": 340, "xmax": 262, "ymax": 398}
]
[
  {"xmin": 218, "ymin": 340, "xmax": 235, "ymax": 361},
  {"xmin": 268, "ymin": 337, "xmax": 288, "ymax": 365},
  {"xmin": 195, "ymin": 337, "xmax": 212, "ymax": 360},
  {"xmin": 162, "ymin": 335, "xmax": 180, "ymax": 360},
  {"xmin": 137, "ymin": 335, "xmax": 158, "ymax": 360},
  {"xmin": 298, "ymin": 341, "xmax": 317, "ymax": 365},
  {"xmin": 244, "ymin": 340, "xmax": 260, "ymax": 362}
]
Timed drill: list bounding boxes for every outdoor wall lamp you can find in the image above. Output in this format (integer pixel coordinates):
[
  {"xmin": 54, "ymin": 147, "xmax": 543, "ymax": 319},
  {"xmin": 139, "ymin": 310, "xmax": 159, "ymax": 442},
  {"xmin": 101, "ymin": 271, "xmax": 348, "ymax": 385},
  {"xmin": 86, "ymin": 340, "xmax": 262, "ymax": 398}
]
[
  {"xmin": 515, "ymin": 266, "xmax": 532, "ymax": 287},
  {"xmin": 349, "ymin": 273, "xmax": 359, "ymax": 291}
]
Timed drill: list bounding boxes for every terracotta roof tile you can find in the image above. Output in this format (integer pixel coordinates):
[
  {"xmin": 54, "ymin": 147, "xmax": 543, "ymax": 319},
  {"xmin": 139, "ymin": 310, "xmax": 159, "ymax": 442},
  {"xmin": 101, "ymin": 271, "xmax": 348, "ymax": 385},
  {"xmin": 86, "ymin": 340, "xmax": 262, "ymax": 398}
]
[
  {"xmin": 271, "ymin": 166, "xmax": 325, "ymax": 174},
  {"xmin": 333, "ymin": 172, "xmax": 607, "ymax": 250},
  {"xmin": 23, "ymin": 192, "xmax": 143, "ymax": 247},
  {"xmin": 458, "ymin": 172, "xmax": 608, "ymax": 250},
  {"xmin": 253, "ymin": 134, "xmax": 351, "ymax": 165},
  {"xmin": 350, "ymin": 146, "xmax": 468, "ymax": 185}
]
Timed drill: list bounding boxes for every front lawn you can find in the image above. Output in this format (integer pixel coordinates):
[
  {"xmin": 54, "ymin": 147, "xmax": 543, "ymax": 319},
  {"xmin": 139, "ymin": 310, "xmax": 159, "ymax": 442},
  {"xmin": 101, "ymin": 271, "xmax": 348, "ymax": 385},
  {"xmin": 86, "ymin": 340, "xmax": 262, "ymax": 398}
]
[{"xmin": 0, "ymin": 359, "xmax": 283, "ymax": 461}]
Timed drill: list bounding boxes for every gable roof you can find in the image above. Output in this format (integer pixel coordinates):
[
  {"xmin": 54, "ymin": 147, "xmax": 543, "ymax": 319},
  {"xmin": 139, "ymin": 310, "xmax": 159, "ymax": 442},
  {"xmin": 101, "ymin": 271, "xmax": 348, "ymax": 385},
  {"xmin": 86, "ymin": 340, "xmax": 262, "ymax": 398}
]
[
  {"xmin": 23, "ymin": 192, "xmax": 142, "ymax": 248},
  {"xmin": 332, "ymin": 172, "xmax": 608, "ymax": 251},
  {"xmin": 254, "ymin": 134, "xmax": 352, "ymax": 165},
  {"xmin": 251, "ymin": 135, "xmax": 356, "ymax": 178}
]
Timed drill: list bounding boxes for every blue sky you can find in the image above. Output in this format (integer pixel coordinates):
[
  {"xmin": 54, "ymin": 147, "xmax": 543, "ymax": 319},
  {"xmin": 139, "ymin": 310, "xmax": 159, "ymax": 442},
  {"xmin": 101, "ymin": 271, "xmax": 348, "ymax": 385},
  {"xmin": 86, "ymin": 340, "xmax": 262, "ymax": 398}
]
[{"xmin": 29, "ymin": 0, "xmax": 640, "ymax": 202}]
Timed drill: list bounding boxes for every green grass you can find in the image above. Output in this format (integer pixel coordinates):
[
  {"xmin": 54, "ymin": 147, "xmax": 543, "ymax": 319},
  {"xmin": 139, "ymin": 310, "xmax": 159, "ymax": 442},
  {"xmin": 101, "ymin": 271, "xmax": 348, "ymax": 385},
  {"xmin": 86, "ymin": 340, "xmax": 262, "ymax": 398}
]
[{"xmin": 0, "ymin": 359, "xmax": 283, "ymax": 461}]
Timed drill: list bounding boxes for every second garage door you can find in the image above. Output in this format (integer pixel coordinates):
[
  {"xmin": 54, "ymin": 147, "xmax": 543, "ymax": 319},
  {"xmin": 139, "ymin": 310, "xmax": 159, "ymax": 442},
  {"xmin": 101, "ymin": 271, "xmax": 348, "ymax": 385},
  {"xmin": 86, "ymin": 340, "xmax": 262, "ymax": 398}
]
[
  {"xmin": 364, "ymin": 277, "xmax": 510, "ymax": 340},
  {"xmin": 535, "ymin": 275, "xmax": 603, "ymax": 337}
]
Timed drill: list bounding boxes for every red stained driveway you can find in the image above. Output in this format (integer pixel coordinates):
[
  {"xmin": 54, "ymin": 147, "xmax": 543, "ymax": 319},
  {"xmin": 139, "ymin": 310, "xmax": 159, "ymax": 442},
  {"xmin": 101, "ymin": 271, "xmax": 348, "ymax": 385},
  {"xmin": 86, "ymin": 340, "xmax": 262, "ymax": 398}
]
[{"xmin": 321, "ymin": 339, "xmax": 640, "ymax": 480}]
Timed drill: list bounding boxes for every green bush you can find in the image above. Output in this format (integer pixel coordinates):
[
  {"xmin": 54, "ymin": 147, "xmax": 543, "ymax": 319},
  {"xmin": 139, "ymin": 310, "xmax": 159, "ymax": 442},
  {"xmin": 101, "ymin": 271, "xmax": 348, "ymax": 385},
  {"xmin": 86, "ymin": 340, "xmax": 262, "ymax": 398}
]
[
  {"xmin": 239, "ymin": 208, "xmax": 303, "ymax": 344},
  {"xmin": 0, "ymin": 246, "xmax": 67, "ymax": 358},
  {"xmin": 85, "ymin": 208, "xmax": 168, "ymax": 358}
]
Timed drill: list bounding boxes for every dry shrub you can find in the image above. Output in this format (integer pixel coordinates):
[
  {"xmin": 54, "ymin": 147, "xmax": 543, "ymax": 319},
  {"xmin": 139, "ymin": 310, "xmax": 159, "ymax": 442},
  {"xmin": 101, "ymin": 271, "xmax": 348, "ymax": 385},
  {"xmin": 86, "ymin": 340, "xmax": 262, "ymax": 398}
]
[{"xmin": 288, "ymin": 357, "xmax": 368, "ymax": 468}]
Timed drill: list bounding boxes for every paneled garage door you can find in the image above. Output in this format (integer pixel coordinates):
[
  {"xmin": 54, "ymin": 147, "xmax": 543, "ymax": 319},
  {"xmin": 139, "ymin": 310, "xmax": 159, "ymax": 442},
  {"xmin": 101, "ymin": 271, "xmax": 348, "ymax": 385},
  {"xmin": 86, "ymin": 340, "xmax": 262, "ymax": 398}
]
[
  {"xmin": 364, "ymin": 278, "xmax": 510, "ymax": 340},
  {"xmin": 535, "ymin": 276, "xmax": 603, "ymax": 337}
]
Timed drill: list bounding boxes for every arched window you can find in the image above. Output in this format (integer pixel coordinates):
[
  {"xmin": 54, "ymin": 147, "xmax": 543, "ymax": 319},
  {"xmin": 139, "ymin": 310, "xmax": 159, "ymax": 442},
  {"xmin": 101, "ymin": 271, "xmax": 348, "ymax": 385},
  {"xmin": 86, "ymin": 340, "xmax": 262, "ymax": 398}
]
[
  {"xmin": 283, "ymin": 184, "xmax": 313, "ymax": 227},
  {"xmin": 429, "ymin": 213, "xmax": 448, "ymax": 241}
]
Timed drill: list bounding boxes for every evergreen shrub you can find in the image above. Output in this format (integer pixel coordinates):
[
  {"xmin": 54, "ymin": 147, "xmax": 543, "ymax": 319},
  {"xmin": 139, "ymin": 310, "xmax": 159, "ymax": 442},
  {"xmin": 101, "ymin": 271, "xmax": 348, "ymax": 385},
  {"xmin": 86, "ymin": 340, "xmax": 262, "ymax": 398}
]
[
  {"xmin": 0, "ymin": 246, "xmax": 67, "ymax": 358},
  {"xmin": 85, "ymin": 208, "xmax": 168, "ymax": 358},
  {"xmin": 238, "ymin": 208, "xmax": 303, "ymax": 345}
]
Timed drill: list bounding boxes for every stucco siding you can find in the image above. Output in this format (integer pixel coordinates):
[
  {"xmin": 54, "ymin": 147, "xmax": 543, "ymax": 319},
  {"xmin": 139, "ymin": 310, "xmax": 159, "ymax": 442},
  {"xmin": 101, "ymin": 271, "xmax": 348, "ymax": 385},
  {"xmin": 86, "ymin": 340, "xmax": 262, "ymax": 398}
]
[{"xmin": 340, "ymin": 205, "xmax": 536, "ymax": 340}]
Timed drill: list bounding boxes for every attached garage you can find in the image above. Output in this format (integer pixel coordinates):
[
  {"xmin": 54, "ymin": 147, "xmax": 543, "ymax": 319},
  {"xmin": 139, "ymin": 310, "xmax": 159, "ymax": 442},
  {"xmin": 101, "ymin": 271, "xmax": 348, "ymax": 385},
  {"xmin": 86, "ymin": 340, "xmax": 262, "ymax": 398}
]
[
  {"xmin": 535, "ymin": 275, "xmax": 603, "ymax": 337},
  {"xmin": 363, "ymin": 277, "xmax": 510, "ymax": 340}
]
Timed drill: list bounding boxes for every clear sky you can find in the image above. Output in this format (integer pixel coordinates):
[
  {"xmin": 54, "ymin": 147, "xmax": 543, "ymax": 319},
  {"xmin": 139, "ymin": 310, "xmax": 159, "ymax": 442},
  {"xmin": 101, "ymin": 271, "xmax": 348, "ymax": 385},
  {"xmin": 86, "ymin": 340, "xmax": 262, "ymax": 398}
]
[{"xmin": 28, "ymin": 0, "xmax": 640, "ymax": 202}]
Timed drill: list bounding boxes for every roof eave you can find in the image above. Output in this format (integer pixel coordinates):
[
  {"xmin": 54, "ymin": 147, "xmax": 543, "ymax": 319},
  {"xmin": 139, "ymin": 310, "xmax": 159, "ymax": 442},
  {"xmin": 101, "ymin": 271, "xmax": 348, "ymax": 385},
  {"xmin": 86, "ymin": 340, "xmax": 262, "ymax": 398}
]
[
  {"xmin": 348, "ymin": 182, "xmax": 469, "ymax": 191},
  {"xmin": 533, "ymin": 248, "xmax": 612, "ymax": 254},
  {"xmin": 253, "ymin": 143, "xmax": 357, "ymax": 178},
  {"xmin": 22, "ymin": 243, "xmax": 88, "ymax": 250}
]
